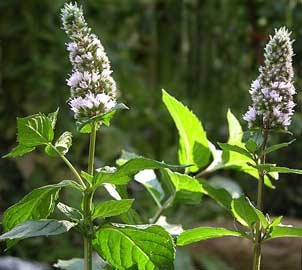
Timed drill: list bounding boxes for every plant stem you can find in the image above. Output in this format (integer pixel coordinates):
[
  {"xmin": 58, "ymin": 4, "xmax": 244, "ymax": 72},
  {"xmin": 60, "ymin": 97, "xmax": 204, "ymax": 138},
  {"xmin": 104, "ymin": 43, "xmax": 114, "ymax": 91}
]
[
  {"xmin": 252, "ymin": 130, "xmax": 269, "ymax": 270},
  {"xmin": 48, "ymin": 143, "xmax": 85, "ymax": 188},
  {"xmin": 150, "ymin": 194, "xmax": 175, "ymax": 224},
  {"xmin": 83, "ymin": 122, "xmax": 97, "ymax": 270}
]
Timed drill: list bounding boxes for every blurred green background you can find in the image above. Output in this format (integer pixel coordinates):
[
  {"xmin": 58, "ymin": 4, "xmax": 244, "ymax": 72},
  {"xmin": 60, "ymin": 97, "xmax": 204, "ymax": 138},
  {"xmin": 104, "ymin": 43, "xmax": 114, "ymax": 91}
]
[{"xmin": 1, "ymin": 0, "xmax": 302, "ymax": 269}]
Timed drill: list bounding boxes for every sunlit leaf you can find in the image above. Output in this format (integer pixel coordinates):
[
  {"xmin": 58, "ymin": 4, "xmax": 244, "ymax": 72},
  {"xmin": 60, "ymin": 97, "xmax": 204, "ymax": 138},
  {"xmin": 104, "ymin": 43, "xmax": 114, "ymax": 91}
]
[
  {"xmin": 162, "ymin": 89, "xmax": 210, "ymax": 173},
  {"xmin": 177, "ymin": 227, "xmax": 247, "ymax": 246},
  {"xmin": 93, "ymin": 224, "xmax": 175, "ymax": 270}
]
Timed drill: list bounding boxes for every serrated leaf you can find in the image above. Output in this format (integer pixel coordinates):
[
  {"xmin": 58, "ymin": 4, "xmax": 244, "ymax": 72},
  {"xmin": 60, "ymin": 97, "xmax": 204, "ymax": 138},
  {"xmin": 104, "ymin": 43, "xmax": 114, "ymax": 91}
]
[
  {"xmin": 162, "ymin": 89, "xmax": 210, "ymax": 173},
  {"xmin": 134, "ymin": 169, "xmax": 164, "ymax": 207},
  {"xmin": 231, "ymin": 196, "xmax": 258, "ymax": 228},
  {"xmin": 161, "ymin": 169, "xmax": 202, "ymax": 204},
  {"xmin": 0, "ymin": 219, "xmax": 75, "ymax": 241},
  {"xmin": 54, "ymin": 258, "xmax": 104, "ymax": 270},
  {"xmin": 2, "ymin": 180, "xmax": 78, "ymax": 234},
  {"xmin": 268, "ymin": 225, "xmax": 302, "ymax": 239},
  {"xmin": 45, "ymin": 131, "xmax": 72, "ymax": 157},
  {"xmin": 177, "ymin": 227, "xmax": 247, "ymax": 246},
  {"xmin": 17, "ymin": 113, "xmax": 54, "ymax": 146},
  {"xmin": 77, "ymin": 103, "xmax": 128, "ymax": 133},
  {"xmin": 93, "ymin": 224, "xmax": 175, "ymax": 270},
  {"xmin": 94, "ymin": 157, "xmax": 183, "ymax": 186},
  {"xmin": 93, "ymin": 199, "xmax": 134, "ymax": 219},
  {"xmin": 3, "ymin": 144, "xmax": 35, "ymax": 158},
  {"xmin": 218, "ymin": 109, "xmax": 276, "ymax": 188},
  {"xmin": 57, "ymin": 202, "xmax": 82, "ymax": 221}
]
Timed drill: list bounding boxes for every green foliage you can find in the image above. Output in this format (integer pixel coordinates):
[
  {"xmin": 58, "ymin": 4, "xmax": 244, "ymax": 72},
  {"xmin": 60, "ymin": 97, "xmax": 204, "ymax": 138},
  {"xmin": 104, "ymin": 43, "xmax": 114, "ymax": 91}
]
[
  {"xmin": 231, "ymin": 196, "xmax": 258, "ymax": 228},
  {"xmin": 218, "ymin": 142, "xmax": 253, "ymax": 159},
  {"xmin": 161, "ymin": 169, "xmax": 202, "ymax": 204},
  {"xmin": 4, "ymin": 110, "xmax": 60, "ymax": 158},
  {"xmin": 2, "ymin": 180, "xmax": 76, "ymax": 234},
  {"xmin": 92, "ymin": 199, "xmax": 134, "ymax": 219},
  {"xmin": 94, "ymin": 157, "xmax": 183, "ymax": 186},
  {"xmin": 162, "ymin": 89, "xmax": 210, "ymax": 173},
  {"xmin": 198, "ymin": 178, "xmax": 232, "ymax": 210},
  {"xmin": 264, "ymin": 139, "xmax": 296, "ymax": 154},
  {"xmin": 2, "ymin": 144, "xmax": 35, "ymax": 158},
  {"xmin": 177, "ymin": 227, "xmax": 247, "ymax": 246},
  {"xmin": 77, "ymin": 103, "xmax": 128, "ymax": 133},
  {"xmin": 0, "ymin": 220, "xmax": 75, "ymax": 241},
  {"xmin": 93, "ymin": 224, "xmax": 175, "ymax": 270},
  {"xmin": 57, "ymin": 202, "xmax": 83, "ymax": 222},
  {"xmin": 17, "ymin": 113, "xmax": 54, "ymax": 146},
  {"xmin": 45, "ymin": 131, "xmax": 72, "ymax": 157},
  {"xmin": 268, "ymin": 225, "xmax": 302, "ymax": 239}
]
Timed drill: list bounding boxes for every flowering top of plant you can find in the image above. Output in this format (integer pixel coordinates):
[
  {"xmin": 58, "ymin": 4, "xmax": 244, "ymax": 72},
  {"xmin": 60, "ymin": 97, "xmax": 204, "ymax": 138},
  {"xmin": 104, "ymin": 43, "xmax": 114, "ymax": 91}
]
[
  {"xmin": 61, "ymin": 2, "xmax": 117, "ymax": 120},
  {"xmin": 243, "ymin": 27, "xmax": 296, "ymax": 129}
]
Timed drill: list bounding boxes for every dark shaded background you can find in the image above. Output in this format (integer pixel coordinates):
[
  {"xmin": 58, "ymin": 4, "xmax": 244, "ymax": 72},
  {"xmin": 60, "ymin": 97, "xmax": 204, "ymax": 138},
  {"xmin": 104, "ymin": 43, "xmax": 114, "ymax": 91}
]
[{"xmin": 1, "ymin": 0, "xmax": 302, "ymax": 269}]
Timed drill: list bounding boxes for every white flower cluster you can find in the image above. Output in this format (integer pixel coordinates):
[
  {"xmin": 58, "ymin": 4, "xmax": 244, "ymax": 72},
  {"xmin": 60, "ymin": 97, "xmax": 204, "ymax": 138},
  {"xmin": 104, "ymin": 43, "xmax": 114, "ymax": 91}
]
[
  {"xmin": 61, "ymin": 2, "xmax": 117, "ymax": 119},
  {"xmin": 243, "ymin": 27, "xmax": 296, "ymax": 129}
]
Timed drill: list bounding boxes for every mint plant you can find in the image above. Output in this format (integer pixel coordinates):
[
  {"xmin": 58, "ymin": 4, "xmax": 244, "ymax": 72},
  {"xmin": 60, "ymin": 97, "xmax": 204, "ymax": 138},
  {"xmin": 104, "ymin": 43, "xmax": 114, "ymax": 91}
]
[
  {"xmin": 0, "ymin": 3, "xmax": 191, "ymax": 270},
  {"xmin": 160, "ymin": 28, "xmax": 302, "ymax": 270}
]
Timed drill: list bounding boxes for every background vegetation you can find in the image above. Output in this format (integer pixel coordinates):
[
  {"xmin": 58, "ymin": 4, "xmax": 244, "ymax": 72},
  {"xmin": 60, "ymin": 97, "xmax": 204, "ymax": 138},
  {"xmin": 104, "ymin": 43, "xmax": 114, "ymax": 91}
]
[{"xmin": 1, "ymin": 0, "xmax": 302, "ymax": 269}]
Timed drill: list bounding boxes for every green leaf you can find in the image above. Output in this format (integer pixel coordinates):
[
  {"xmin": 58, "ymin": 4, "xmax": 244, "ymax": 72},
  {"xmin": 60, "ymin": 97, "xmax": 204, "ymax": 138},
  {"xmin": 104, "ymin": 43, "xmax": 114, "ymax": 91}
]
[
  {"xmin": 269, "ymin": 216, "xmax": 283, "ymax": 227},
  {"xmin": 57, "ymin": 202, "xmax": 82, "ymax": 221},
  {"xmin": 54, "ymin": 258, "xmax": 104, "ymax": 270},
  {"xmin": 134, "ymin": 169, "xmax": 164, "ymax": 207},
  {"xmin": 162, "ymin": 89, "xmax": 210, "ymax": 173},
  {"xmin": 94, "ymin": 157, "xmax": 183, "ymax": 186},
  {"xmin": 0, "ymin": 219, "xmax": 75, "ymax": 241},
  {"xmin": 93, "ymin": 224, "xmax": 175, "ymax": 270},
  {"xmin": 2, "ymin": 180, "xmax": 77, "ymax": 233},
  {"xmin": 161, "ymin": 169, "xmax": 202, "ymax": 204},
  {"xmin": 245, "ymin": 139, "xmax": 258, "ymax": 153},
  {"xmin": 218, "ymin": 143, "xmax": 253, "ymax": 159},
  {"xmin": 17, "ymin": 113, "xmax": 54, "ymax": 146},
  {"xmin": 3, "ymin": 144, "xmax": 35, "ymax": 158},
  {"xmin": 48, "ymin": 108, "xmax": 60, "ymax": 129},
  {"xmin": 265, "ymin": 166, "xmax": 302, "ymax": 175},
  {"xmin": 264, "ymin": 140, "xmax": 296, "ymax": 154},
  {"xmin": 231, "ymin": 196, "xmax": 258, "ymax": 228},
  {"xmin": 198, "ymin": 178, "xmax": 232, "ymax": 210},
  {"xmin": 45, "ymin": 131, "xmax": 72, "ymax": 157},
  {"xmin": 92, "ymin": 199, "xmax": 134, "ymax": 219},
  {"xmin": 77, "ymin": 103, "xmax": 128, "ymax": 133},
  {"xmin": 177, "ymin": 227, "xmax": 247, "ymax": 246},
  {"xmin": 268, "ymin": 225, "xmax": 302, "ymax": 239},
  {"xmin": 116, "ymin": 150, "xmax": 140, "ymax": 166},
  {"xmin": 217, "ymin": 110, "xmax": 276, "ymax": 189}
]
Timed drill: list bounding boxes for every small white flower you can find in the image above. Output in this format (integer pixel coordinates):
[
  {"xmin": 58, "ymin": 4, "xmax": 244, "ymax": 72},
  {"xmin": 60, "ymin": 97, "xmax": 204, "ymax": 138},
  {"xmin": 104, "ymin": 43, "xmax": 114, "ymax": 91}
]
[
  {"xmin": 67, "ymin": 71, "xmax": 83, "ymax": 88},
  {"xmin": 244, "ymin": 27, "xmax": 296, "ymax": 129},
  {"xmin": 61, "ymin": 2, "xmax": 118, "ymax": 120}
]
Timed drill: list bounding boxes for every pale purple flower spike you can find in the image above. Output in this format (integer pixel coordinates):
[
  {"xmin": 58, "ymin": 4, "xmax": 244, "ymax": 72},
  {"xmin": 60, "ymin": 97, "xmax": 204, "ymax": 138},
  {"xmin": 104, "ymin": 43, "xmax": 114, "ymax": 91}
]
[
  {"xmin": 61, "ymin": 3, "xmax": 117, "ymax": 119},
  {"xmin": 243, "ymin": 27, "xmax": 296, "ymax": 129}
]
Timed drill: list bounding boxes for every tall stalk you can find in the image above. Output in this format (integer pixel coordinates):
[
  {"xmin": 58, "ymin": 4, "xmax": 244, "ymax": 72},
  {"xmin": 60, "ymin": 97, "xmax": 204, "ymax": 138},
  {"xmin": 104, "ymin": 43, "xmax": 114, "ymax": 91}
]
[
  {"xmin": 84, "ymin": 121, "xmax": 97, "ymax": 270},
  {"xmin": 252, "ymin": 130, "xmax": 269, "ymax": 270}
]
